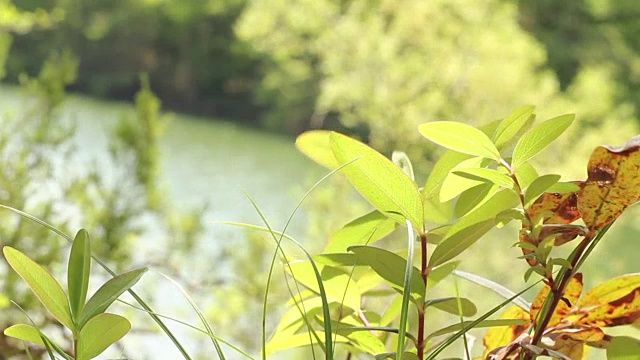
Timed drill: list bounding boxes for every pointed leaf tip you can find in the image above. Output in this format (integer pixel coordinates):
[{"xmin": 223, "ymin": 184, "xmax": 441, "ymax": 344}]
[
  {"xmin": 68, "ymin": 229, "xmax": 92, "ymax": 322},
  {"xmin": 512, "ymin": 114, "xmax": 574, "ymax": 167}
]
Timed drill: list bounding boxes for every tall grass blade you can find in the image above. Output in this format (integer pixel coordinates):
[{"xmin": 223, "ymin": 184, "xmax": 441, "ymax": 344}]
[
  {"xmin": 156, "ymin": 271, "xmax": 226, "ymax": 359},
  {"xmin": 452, "ymin": 270, "xmax": 530, "ymax": 310},
  {"xmin": 243, "ymin": 194, "xmax": 333, "ymax": 360},
  {"xmin": 397, "ymin": 220, "xmax": 415, "ymax": 360},
  {"xmin": 117, "ymin": 299, "xmax": 254, "ymax": 359},
  {"xmin": 237, "ymin": 161, "xmax": 355, "ymax": 360},
  {"xmin": 0, "ymin": 204, "xmax": 193, "ymax": 360}
]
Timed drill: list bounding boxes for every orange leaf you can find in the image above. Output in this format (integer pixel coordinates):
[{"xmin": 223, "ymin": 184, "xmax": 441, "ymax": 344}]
[
  {"xmin": 528, "ymin": 188, "xmax": 582, "ymax": 225},
  {"xmin": 578, "ymin": 136, "xmax": 640, "ymax": 231},
  {"xmin": 543, "ymin": 331, "xmax": 590, "ymax": 360},
  {"xmin": 530, "ymin": 274, "xmax": 583, "ymax": 328},
  {"xmin": 483, "ymin": 306, "xmax": 531, "ymax": 359}
]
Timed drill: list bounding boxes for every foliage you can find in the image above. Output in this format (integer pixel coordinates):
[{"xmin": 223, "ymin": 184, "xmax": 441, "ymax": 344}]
[
  {"xmin": 3, "ymin": 229, "xmax": 146, "ymax": 360},
  {"xmin": 264, "ymin": 106, "xmax": 640, "ymax": 360}
]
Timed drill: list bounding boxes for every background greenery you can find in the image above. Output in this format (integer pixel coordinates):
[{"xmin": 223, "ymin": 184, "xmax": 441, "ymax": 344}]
[{"xmin": 2, "ymin": 0, "xmax": 640, "ymax": 358}]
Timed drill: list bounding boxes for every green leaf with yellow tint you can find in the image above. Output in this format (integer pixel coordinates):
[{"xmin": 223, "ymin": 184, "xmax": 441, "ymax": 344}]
[
  {"xmin": 325, "ymin": 210, "xmax": 397, "ymax": 253},
  {"xmin": 493, "ymin": 105, "xmax": 536, "ymax": 150},
  {"xmin": 3, "ymin": 246, "xmax": 73, "ymax": 330},
  {"xmin": 578, "ymin": 136, "xmax": 640, "ymax": 231},
  {"xmin": 512, "ymin": 114, "xmax": 575, "ymax": 167},
  {"xmin": 330, "ymin": 132, "xmax": 424, "ymax": 229},
  {"xmin": 295, "ymin": 130, "xmax": 339, "ymax": 169},
  {"xmin": 4, "ymin": 324, "xmax": 45, "ymax": 345},
  {"xmin": 419, "ymin": 121, "xmax": 501, "ymax": 160},
  {"xmin": 77, "ymin": 313, "xmax": 131, "ymax": 360},
  {"xmin": 348, "ymin": 246, "xmax": 424, "ymax": 303}
]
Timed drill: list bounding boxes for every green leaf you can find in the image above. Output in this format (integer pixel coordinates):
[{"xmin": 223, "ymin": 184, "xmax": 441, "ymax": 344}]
[
  {"xmin": 514, "ymin": 163, "xmax": 539, "ymax": 189},
  {"xmin": 79, "ymin": 268, "xmax": 147, "ymax": 328},
  {"xmin": 330, "ymin": 132, "xmax": 424, "ymax": 229},
  {"xmin": 452, "ymin": 168, "xmax": 515, "ymax": 189},
  {"xmin": 511, "ymin": 114, "xmax": 575, "ymax": 167},
  {"xmin": 427, "ymin": 262, "xmax": 459, "ymax": 289},
  {"xmin": 523, "ymin": 174, "xmax": 561, "ymax": 205},
  {"xmin": 3, "ymin": 246, "xmax": 73, "ymax": 329},
  {"xmin": 419, "ymin": 121, "xmax": 501, "ymax": 160},
  {"xmin": 607, "ymin": 336, "xmax": 640, "ymax": 360},
  {"xmin": 325, "ymin": 210, "xmax": 397, "ymax": 253},
  {"xmin": 68, "ymin": 229, "xmax": 92, "ymax": 323},
  {"xmin": 428, "ymin": 219, "xmax": 495, "ymax": 268},
  {"xmin": 77, "ymin": 313, "xmax": 131, "ymax": 360},
  {"xmin": 447, "ymin": 189, "xmax": 520, "ymax": 236},
  {"xmin": 440, "ymin": 157, "xmax": 485, "ymax": 202},
  {"xmin": 426, "ymin": 224, "xmax": 452, "ymax": 245},
  {"xmin": 425, "ymin": 297, "xmax": 477, "ymax": 317},
  {"xmin": 4, "ymin": 324, "xmax": 45, "ymax": 345},
  {"xmin": 493, "ymin": 106, "xmax": 536, "ymax": 149},
  {"xmin": 454, "ymin": 184, "xmax": 498, "ymax": 218},
  {"xmin": 348, "ymin": 246, "xmax": 425, "ymax": 303},
  {"xmin": 423, "ymin": 151, "xmax": 471, "ymax": 199},
  {"xmin": 295, "ymin": 130, "xmax": 339, "ymax": 169},
  {"xmin": 392, "ymin": 151, "xmax": 415, "ymax": 181}
]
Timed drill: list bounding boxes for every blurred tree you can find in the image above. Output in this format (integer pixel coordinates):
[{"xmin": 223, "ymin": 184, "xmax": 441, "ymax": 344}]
[
  {"xmin": 5, "ymin": 0, "xmax": 260, "ymax": 121},
  {"xmin": 517, "ymin": 0, "xmax": 640, "ymax": 122}
]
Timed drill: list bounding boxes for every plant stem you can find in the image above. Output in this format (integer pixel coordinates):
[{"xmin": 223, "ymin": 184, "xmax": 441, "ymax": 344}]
[
  {"xmin": 522, "ymin": 234, "xmax": 593, "ymax": 360},
  {"xmin": 417, "ymin": 231, "xmax": 429, "ymax": 360}
]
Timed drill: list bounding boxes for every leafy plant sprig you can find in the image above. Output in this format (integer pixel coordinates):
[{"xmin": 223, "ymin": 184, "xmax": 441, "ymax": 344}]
[{"xmin": 3, "ymin": 229, "xmax": 147, "ymax": 360}]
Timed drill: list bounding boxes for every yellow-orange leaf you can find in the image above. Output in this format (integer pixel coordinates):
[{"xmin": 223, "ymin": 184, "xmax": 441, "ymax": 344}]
[
  {"xmin": 579, "ymin": 274, "xmax": 640, "ymax": 308},
  {"xmin": 482, "ymin": 305, "xmax": 531, "ymax": 359},
  {"xmin": 531, "ymin": 274, "xmax": 583, "ymax": 327},
  {"xmin": 577, "ymin": 287, "xmax": 640, "ymax": 327},
  {"xmin": 578, "ymin": 135, "xmax": 640, "ymax": 231}
]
